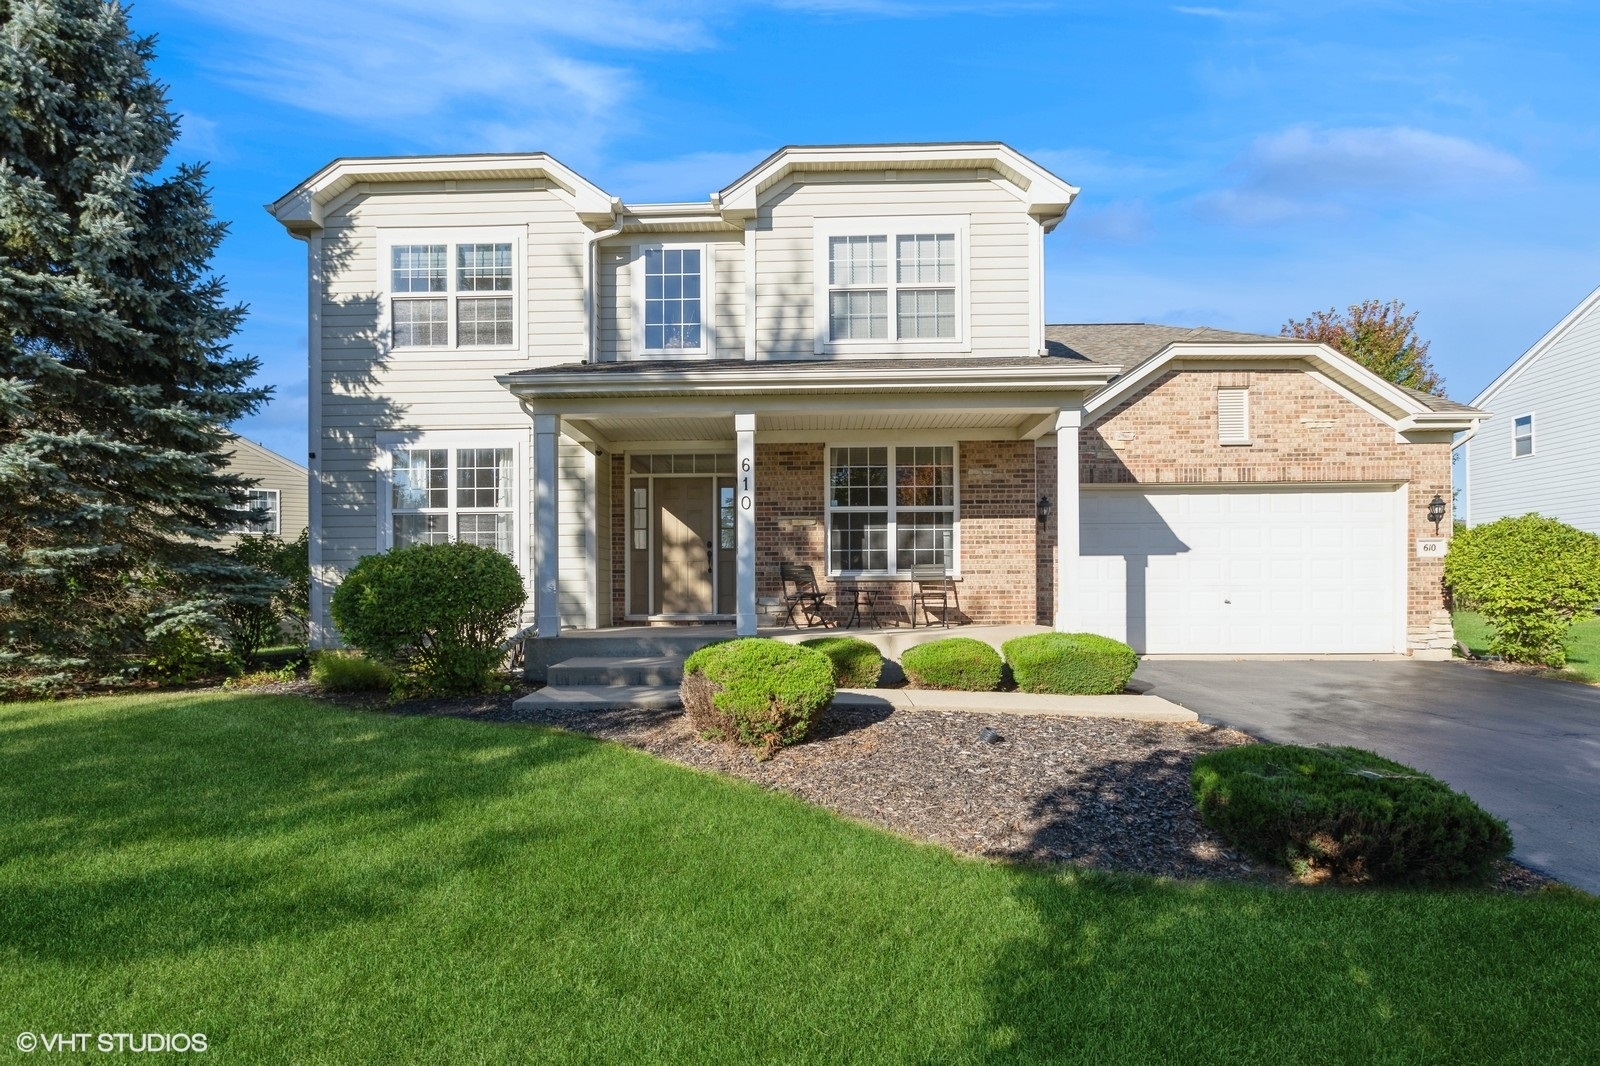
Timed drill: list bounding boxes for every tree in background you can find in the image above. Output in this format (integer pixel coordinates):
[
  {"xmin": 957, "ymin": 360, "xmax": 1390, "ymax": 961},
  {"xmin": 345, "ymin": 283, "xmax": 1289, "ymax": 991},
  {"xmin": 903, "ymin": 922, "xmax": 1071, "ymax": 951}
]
[
  {"xmin": 0, "ymin": 0, "xmax": 268, "ymax": 692},
  {"xmin": 1282, "ymin": 298, "xmax": 1444, "ymax": 395}
]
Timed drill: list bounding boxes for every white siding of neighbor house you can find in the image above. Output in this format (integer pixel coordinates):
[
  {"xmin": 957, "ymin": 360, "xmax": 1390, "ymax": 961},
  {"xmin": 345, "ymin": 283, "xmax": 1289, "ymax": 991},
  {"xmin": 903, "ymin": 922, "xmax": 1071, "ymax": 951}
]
[
  {"xmin": 595, "ymin": 234, "xmax": 745, "ymax": 361},
  {"xmin": 1464, "ymin": 290, "xmax": 1600, "ymax": 536},
  {"xmin": 221, "ymin": 438, "xmax": 309, "ymax": 547},
  {"xmin": 753, "ymin": 172, "xmax": 1035, "ymax": 360}
]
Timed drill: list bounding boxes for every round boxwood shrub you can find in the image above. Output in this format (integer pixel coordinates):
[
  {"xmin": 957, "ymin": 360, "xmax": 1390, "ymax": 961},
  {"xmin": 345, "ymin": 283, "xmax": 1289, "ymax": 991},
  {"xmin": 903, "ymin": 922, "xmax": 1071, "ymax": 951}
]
[
  {"xmin": 899, "ymin": 637, "xmax": 1003, "ymax": 691},
  {"xmin": 799, "ymin": 635, "xmax": 884, "ymax": 688},
  {"xmin": 680, "ymin": 638, "xmax": 834, "ymax": 759},
  {"xmin": 1002, "ymin": 632, "xmax": 1138, "ymax": 695},
  {"xmin": 1192, "ymin": 744, "xmax": 1512, "ymax": 886},
  {"xmin": 329, "ymin": 542, "xmax": 525, "ymax": 695},
  {"xmin": 1443, "ymin": 513, "xmax": 1600, "ymax": 666}
]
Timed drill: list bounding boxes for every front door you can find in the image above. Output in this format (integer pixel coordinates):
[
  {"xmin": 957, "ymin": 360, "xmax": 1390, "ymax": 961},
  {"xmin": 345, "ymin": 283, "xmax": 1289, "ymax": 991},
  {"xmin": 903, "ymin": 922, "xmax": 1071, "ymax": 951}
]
[{"xmin": 655, "ymin": 477, "xmax": 715, "ymax": 614}]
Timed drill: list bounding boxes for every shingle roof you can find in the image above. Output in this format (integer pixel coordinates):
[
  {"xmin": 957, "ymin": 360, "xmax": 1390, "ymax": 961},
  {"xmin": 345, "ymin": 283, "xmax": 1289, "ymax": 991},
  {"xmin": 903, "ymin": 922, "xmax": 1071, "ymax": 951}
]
[
  {"xmin": 1045, "ymin": 323, "xmax": 1476, "ymax": 414},
  {"xmin": 503, "ymin": 322, "xmax": 1477, "ymax": 415}
]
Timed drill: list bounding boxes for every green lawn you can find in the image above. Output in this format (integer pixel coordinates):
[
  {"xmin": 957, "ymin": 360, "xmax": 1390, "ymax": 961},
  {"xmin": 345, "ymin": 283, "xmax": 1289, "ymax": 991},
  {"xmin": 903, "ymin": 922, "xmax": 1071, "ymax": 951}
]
[
  {"xmin": 1454, "ymin": 609, "xmax": 1600, "ymax": 684},
  {"xmin": 2, "ymin": 693, "xmax": 1596, "ymax": 1063}
]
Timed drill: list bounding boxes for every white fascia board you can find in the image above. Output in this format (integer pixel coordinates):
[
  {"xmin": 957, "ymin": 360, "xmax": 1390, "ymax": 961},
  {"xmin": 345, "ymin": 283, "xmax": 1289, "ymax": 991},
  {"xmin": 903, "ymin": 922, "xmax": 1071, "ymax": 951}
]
[
  {"xmin": 714, "ymin": 142, "xmax": 1079, "ymax": 222},
  {"xmin": 498, "ymin": 361, "xmax": 1119, "ymax": 401},
  {"xmin": 1082, "ymin": 342, "xmax": 1446, "ymax": 429},
  {"xmin": 1469, "ymin": 282, "xmax": 1600, "ymax": 408},
  {"xmin": 265, "ymin": 153, "xmax": 617, "ymax": 230}
]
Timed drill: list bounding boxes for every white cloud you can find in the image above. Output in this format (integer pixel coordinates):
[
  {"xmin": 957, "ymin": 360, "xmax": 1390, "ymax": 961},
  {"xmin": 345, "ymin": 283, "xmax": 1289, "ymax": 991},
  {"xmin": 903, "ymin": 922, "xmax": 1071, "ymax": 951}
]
[
  {"xmin": 166, "ymin": 0, "xmax": 711, "ymax": 159},
  {"xmin": 1197, "ymin": 124, "xmax": 1530, "ymax": 224},
  {"xmin": 1173, "ymin": 6, "xmax": 1254, "ymax": 20}
]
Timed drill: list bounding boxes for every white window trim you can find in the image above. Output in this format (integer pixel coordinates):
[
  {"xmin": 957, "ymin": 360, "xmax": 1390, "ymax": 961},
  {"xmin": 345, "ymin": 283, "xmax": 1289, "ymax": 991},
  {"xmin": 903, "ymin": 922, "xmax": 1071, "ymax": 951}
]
[
  {"xmin": 378, "ymin": 227, "xmax": 524, "ymax": 357},
  {"xmin": 629, "ymin": 241, "xmax": 715, "ymax": 359},
  {"xmin": 375, "ymin": 429, "xmax": 528, "ymax": 574},
  {"xmin": 1217, "ymin": 386, "xmax": 1251, "ymax": 446},
  {"xmin": 823, "ymin": 441, "xmax": 962, "ymax": 578},
  {"xmin": 811, "ymin": 215, "xmax": 972, "ymax": 356},
  {"xmin": 1512, "ymin": 412, "xmax": 1535, "ymax": 459},
  {"xmin": 236, "ymin": 488, "xmax": 281, "ymax": 535}
]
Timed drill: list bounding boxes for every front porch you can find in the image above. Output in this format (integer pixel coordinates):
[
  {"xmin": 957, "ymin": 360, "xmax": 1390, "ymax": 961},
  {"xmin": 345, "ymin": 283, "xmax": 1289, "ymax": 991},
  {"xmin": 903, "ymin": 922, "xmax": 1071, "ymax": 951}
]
[{"xmin": 497, "ymin": 355, "xmax": 1119, "ymax": 643}]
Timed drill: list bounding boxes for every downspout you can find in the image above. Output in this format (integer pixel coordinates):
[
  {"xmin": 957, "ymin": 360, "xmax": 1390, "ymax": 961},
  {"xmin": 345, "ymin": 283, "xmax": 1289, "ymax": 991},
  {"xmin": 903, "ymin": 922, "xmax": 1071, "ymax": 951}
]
[{"xmin": 584, "ymin": 198, "xmax": 626, "ymax": 363}]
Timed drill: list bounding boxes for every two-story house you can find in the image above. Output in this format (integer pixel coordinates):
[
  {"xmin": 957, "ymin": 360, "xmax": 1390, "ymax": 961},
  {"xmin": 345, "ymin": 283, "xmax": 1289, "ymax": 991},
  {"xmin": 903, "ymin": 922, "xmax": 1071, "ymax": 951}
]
[
  {"xmin": 1456, "ymin": 283, "xmax": 1600, "ymax": 536},
  {"xmin": 269, "ymin": 143, "xmax": 1479, "ymax": 658}
]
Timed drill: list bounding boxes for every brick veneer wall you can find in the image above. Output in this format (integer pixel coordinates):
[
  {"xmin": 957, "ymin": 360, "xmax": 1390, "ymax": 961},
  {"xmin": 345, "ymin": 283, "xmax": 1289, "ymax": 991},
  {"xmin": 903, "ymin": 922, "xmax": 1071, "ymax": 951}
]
[
  {"xmin": 1054, "ymin": 367, "xmax": 1453, "ymax": 652},
  {"xmin": 749, "ymin": 441, "xmax": 1040, "ymax": 626}
]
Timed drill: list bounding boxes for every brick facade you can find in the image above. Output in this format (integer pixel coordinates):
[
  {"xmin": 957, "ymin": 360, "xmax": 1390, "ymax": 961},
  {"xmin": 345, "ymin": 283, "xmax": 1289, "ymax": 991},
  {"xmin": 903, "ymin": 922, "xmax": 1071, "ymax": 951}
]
[
  {"xmin": 603, "ymin": 367, "xmax": 1456, "ymax": 652},
  {"xmin": 1067, "ymin": 367, "xmax": 1454, "ymax": 652}
]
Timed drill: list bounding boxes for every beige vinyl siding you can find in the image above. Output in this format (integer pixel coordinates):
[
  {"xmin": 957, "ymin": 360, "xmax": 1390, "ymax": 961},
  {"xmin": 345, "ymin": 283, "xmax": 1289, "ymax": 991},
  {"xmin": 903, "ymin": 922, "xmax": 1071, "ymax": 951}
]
[
  {"xmin": 753, "ymin": 172, "xmax": 1033, "ymax": 360},
  {"xmin": 313, "ymin": 182, "xmax": 595, "ymax": 627},
  {"xmin": 1466, "ymin": 295, "xmax": 1600, "ymax": 535},
  {"xmin": 220, "ymin": 438, "xmax": 308, "ymax": 547},
  {"xmin": 595, "ymin": 233, "xmax": 745, "ymax": 362}
]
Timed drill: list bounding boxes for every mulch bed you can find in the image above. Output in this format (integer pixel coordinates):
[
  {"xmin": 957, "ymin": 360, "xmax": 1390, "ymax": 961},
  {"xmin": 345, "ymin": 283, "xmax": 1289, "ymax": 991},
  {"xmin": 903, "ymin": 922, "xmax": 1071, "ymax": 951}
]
[{"xmin": 240, "ymin": 679, "xmax": 1558, "ymax": 892}]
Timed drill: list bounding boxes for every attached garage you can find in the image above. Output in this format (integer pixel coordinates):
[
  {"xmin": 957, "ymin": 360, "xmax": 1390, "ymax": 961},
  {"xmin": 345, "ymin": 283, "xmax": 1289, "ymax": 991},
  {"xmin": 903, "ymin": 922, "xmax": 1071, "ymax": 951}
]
[{"xmin": 1074, "ymin": 486, "xmax": 1403, "ymax": 654}]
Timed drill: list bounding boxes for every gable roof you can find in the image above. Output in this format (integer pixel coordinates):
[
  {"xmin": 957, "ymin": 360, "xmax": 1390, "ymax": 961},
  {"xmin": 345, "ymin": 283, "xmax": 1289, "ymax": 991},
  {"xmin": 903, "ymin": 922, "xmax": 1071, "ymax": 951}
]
[
  {"xmin": 225, "ymin": 436, "xmax": 307, "ymax": 478},
  {"xmin": 1467, "ymin": 282, "xmax": 1600, "ymax": 409},
  {"xmin": 1046, "ymin": 323, "xmax": 1476, "ymax": 416}
]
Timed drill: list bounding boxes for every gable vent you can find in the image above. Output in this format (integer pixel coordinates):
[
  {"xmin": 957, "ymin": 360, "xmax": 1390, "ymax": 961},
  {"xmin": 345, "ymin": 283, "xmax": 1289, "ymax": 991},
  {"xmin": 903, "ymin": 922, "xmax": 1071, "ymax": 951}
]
[{"xmin": 1217, "ymin": 387, "xmax": 1250, "ymax": 444}]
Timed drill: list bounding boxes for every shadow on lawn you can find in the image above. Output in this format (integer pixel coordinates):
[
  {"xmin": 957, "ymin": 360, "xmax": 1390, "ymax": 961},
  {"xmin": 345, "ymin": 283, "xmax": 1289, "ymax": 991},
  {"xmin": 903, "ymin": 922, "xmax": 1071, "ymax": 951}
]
[{"xmin": 0, "ymin": 693, "xmax": 601, "ymax": 964}]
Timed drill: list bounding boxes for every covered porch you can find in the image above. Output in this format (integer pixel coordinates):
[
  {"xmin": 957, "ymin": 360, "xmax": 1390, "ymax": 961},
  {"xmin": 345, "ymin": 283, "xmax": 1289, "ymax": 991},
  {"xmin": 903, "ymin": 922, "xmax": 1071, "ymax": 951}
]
[{"xmin": 497, "ymin": 357, "xmax": 1116, "ymax": 640}]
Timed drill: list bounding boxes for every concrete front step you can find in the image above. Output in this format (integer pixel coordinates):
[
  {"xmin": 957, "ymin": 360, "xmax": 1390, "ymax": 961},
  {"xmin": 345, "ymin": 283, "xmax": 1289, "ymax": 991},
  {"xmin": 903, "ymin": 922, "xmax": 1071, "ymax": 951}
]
[
  {"xmin": 547, "ymin": 656, "xmax": 684, "ymax": 687},
  {"xmin": 514, "ymin": 685, "xmax": 682, "ymax": 713}
]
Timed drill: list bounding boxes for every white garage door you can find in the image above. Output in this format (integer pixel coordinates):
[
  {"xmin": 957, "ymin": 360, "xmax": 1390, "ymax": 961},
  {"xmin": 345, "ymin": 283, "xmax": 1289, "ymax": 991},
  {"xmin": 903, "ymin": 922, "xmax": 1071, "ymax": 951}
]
[{"xmin": 1075, "ymin": 487, "xmax": 1401, "ymax": 654}]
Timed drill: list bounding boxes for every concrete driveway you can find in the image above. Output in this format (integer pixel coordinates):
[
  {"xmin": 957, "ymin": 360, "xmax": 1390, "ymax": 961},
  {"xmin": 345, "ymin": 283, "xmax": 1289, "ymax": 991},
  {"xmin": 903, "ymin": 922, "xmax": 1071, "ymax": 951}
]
[{"xmin": 1132, "ymin": 658, "xmax": 1600, "ymax": 893}]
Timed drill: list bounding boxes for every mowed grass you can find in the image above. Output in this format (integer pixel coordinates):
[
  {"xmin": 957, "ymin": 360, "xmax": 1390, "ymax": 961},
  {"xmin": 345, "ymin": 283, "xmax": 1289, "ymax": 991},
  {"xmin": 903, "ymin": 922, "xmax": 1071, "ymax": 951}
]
[
  {"xmin": 1, "ymin": 693, "xmax": 1597, "ymax": 1064},
  {"xmin": 1454, "ymin": 609, "xmax": 1600, "ymax": 684}
]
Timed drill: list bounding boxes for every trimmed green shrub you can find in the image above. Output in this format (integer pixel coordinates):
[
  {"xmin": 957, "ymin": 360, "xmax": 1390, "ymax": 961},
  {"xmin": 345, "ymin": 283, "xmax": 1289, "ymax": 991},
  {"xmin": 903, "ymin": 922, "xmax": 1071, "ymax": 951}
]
[
  {"xmin": 1002, "ymin": 632, "xmax": 1138, "ymax": 695},
  {"xmin": 899, "ymin": 637, "xmax": 1003, "ymax": 691},
  {"xmin": 680, "ymin": 638, "xmax": 834, "ymax": 759},
  {"xmin": 310, "ymin": 651, "xmax": 396, "ymax": 693},
  {"xmin": 329, "ymin": 542, "xmax": 524, "ymax": 694},
  {"xmin": 1192, "ymin": 744, "xmax": 1512, "ymax": 886},
  {"xmin": 1444, "ymin": 513, "xmax": 1600, "ymax": 665},
  {"xmin": 799, "ymin": 636, "xmax": 884, "ymax": 688}
]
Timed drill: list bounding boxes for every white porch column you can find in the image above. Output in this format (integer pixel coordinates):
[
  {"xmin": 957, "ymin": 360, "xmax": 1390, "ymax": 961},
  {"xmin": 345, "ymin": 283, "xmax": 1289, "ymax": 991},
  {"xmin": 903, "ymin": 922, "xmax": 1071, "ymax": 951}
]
[
  {"xmin": 1053, "ymin": 408, "xmax": 1082, "ymax": 632},
  {"xmin": 735, "ymin": 412, "xmax": 758, "ymax": 636},
  {"xmin": 533, "ymin": 414, "xmax": 561, "ymax": 638}
]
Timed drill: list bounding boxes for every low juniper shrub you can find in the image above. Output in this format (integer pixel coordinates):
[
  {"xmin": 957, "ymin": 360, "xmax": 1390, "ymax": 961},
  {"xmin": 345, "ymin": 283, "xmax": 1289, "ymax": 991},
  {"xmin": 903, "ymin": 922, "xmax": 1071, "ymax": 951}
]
[
  {"xmin": 1191, "ymin": 743, "xmax": 1512, "ymax": 886},
  {"xmin": 1002, "ymin": 632, "xmax": 1138, "ymax": 695},
  {"xmin": 680, "ymin": 638, "xmax": 834, "ymax": 759},
  {"xmin": 899, "ymin": 637, "xmax": 1003, "ymax": 691},
  {"xmin": 799, "ymin": 635, "xmax": 884, "ymax": 688}
]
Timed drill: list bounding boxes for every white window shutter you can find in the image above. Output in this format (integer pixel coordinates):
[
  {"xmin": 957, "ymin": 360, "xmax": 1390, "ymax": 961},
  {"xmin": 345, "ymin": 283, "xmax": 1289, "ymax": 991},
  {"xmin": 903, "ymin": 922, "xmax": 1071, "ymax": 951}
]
[{"xmin": 1217, "ymin": 388, "xmax": 1250, "ymax": 444}]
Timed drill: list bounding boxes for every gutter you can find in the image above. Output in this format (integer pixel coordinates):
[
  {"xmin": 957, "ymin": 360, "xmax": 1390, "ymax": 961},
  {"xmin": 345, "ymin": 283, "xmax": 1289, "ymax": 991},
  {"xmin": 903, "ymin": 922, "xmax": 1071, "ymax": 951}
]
[{"xmin": 583, "ymin": 201, "xmax": 625, "ymax": 363}]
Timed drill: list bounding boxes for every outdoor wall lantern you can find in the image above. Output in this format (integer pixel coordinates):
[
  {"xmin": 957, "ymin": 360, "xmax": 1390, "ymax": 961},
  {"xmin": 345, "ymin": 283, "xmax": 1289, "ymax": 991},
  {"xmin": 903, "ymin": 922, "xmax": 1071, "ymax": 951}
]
[
  {"xmin": 1426, "ymin": 493, "xmax": 1447, "ymax": 535},
  {"xmin": 1037, "ymin": 494, "xmax": 1052, "ymax": 525}
]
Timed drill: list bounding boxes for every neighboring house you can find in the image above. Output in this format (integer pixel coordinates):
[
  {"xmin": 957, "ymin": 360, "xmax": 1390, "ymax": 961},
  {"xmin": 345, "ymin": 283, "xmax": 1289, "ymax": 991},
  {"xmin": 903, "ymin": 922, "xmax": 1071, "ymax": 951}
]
[
  {"xmin": 268, "ymin": 143, "xmax": 1480, "ymax": 658},
  {"xmin": 219, "ymin": 435, "xmax": 309, "ymax": 547},
  {"xmin": 1455, "ymin": 284, "xmax": 1600, "ymax": 536}
]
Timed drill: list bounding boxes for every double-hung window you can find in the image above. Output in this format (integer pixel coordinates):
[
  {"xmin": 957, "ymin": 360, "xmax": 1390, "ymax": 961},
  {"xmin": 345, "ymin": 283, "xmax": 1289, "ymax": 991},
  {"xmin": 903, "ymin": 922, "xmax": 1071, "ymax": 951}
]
[
  {"xmin": 633, "ymin": 244, "xmax": 710, "ymax": 356},
  {"xmin": 815, "ymin": 218, "xmax": 967, "ymax": 352},
  {"xmin": 233, "ymin": 488, "xmax": 280, "ymax": 535},
  {"xmin": 827, "ymin": 446, "xmax": 957, "ymax": 575},
  {"xmin": 1513, "ymin": 414, "xmax": 1534, "ymax": 458},
  {"xmin": 386, "ymin": 232, "xmax": 518, "ymax": 352},
  {"xmin": 386, "ymin": 439, "xmax": 518, "ymax": 561}
]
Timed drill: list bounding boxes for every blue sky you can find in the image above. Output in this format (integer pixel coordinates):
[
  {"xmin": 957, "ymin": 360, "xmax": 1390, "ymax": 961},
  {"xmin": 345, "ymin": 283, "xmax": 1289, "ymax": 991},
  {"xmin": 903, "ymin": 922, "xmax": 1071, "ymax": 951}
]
[{"xmin": 136, "ymin": 0, "xmax": 1600, "ymax": 463}]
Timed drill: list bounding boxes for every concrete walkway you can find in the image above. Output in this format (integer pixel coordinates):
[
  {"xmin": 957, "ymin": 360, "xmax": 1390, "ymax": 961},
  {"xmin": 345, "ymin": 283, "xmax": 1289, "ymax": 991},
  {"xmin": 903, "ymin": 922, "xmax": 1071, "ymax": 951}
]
[{"xmin": 832, "ymin": 688, "xmax": 1195, "ymax": 722}]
